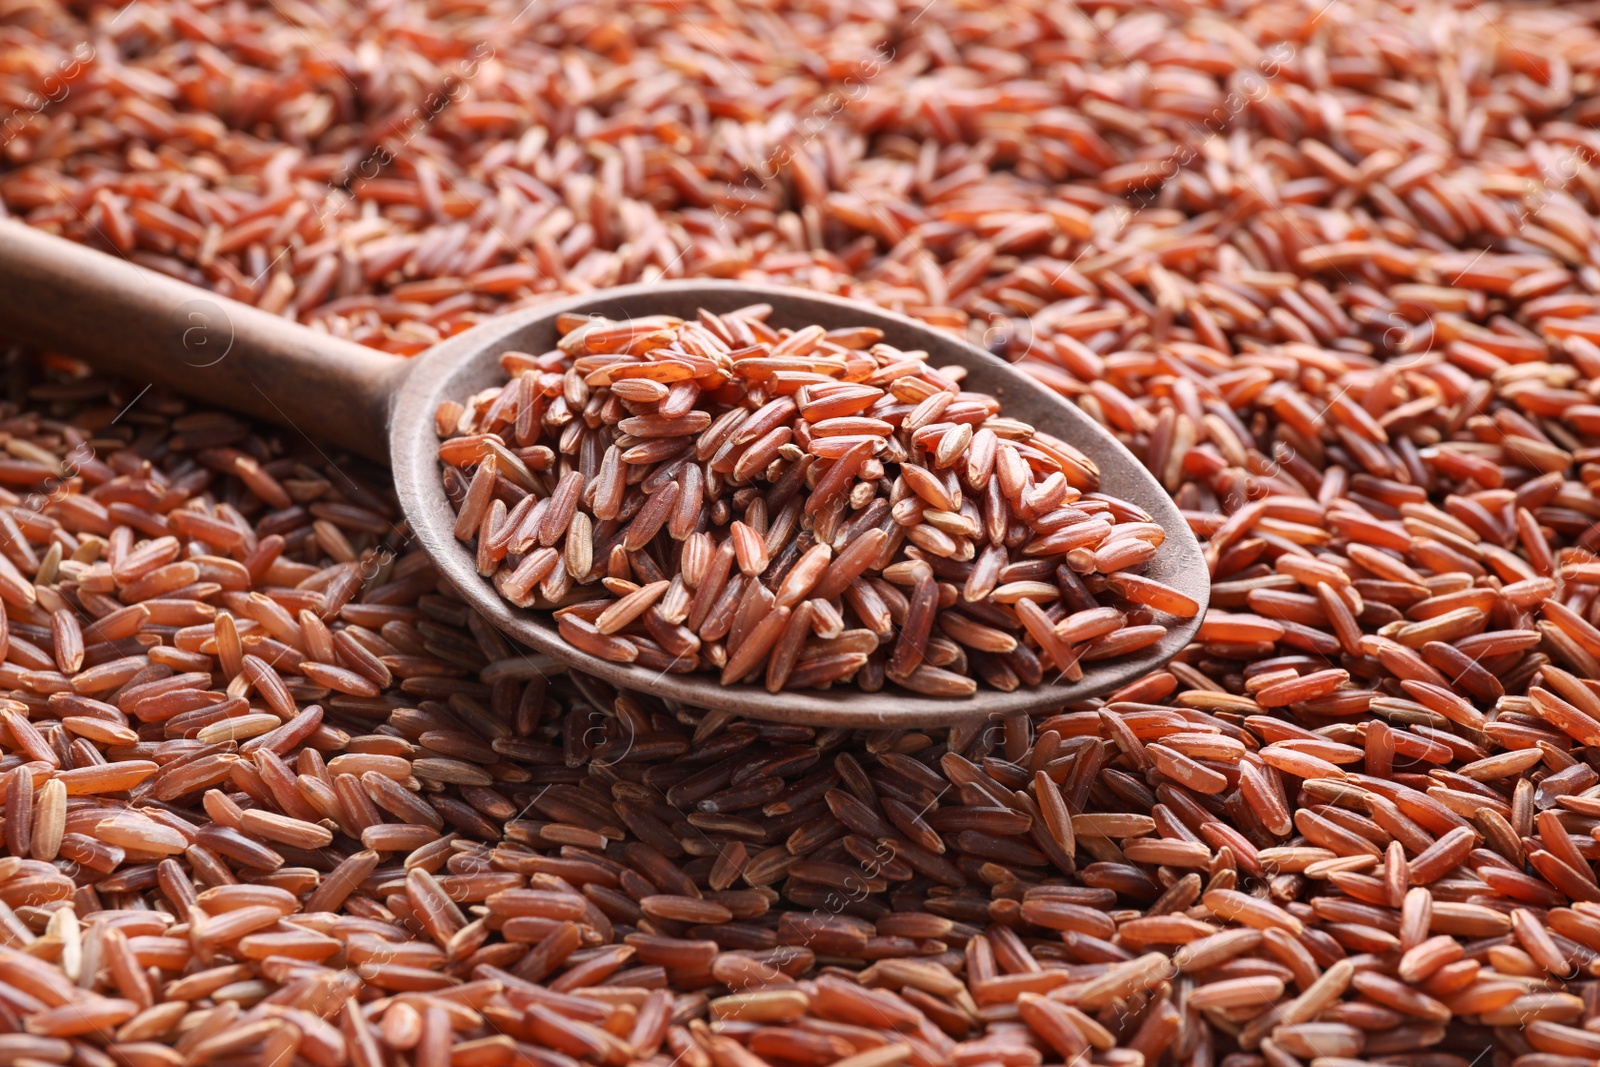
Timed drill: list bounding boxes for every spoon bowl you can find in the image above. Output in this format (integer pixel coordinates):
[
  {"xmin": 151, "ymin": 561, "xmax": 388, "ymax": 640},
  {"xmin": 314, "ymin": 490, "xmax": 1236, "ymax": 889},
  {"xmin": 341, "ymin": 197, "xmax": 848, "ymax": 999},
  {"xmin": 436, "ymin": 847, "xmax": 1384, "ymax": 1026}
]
[{"xmin": 0, "ymin": 221, "xmax": 1208, "ymax": 727}]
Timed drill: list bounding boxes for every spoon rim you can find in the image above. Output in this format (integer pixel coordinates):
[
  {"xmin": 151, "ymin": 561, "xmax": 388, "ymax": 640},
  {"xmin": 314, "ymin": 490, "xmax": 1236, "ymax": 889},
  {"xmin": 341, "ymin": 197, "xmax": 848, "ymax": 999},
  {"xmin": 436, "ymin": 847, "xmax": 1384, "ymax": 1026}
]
[{"xmin": 391, "ymin": 280, "xmax": 1208, "ymax": 727}]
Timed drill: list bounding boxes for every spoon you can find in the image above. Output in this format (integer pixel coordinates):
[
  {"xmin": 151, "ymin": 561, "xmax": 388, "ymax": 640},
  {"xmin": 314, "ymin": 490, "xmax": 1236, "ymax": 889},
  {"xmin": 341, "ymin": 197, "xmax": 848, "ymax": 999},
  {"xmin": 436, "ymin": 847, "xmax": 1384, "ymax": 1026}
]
[{"xmin": 0, "ymin": 219, "xmax": 1207, "ymax": 727}]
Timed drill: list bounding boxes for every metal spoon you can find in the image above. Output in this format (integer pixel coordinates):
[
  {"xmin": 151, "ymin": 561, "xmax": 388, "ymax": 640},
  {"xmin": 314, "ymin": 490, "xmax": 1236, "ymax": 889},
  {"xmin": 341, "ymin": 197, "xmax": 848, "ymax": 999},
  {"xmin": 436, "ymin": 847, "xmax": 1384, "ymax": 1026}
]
[{"xmin": 0, "ymin": 220, "xmax": 1207, "ymax": 726}]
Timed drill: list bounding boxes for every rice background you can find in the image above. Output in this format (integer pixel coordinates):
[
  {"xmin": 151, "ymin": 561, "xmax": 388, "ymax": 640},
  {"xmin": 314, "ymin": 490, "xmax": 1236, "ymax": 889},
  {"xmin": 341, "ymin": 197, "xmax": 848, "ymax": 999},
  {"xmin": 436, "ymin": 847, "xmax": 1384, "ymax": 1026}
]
[{"xmin": 0, "ymin": 0, "xmax": 1599, "ymax": 1064}]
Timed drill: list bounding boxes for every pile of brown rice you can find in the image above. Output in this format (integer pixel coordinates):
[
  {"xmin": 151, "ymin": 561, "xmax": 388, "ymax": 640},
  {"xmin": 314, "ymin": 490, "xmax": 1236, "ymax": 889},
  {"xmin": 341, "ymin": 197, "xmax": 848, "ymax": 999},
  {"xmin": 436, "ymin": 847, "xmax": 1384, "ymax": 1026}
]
[
  {"xmin": 4, "ymin": 0, "xmax": 1600, "ymax": 1064},
  {"xmin": 438, "ymin": 307, "xmax": 1192, "ymax": 695}
]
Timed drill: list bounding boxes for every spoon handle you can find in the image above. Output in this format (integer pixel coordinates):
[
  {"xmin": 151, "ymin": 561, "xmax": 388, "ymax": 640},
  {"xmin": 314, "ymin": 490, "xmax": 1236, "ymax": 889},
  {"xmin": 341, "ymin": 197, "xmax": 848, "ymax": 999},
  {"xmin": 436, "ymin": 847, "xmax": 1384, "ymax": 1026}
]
[{"xmin": 0, "ymin": 221, "xmax": 404, "ymax": 462}]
